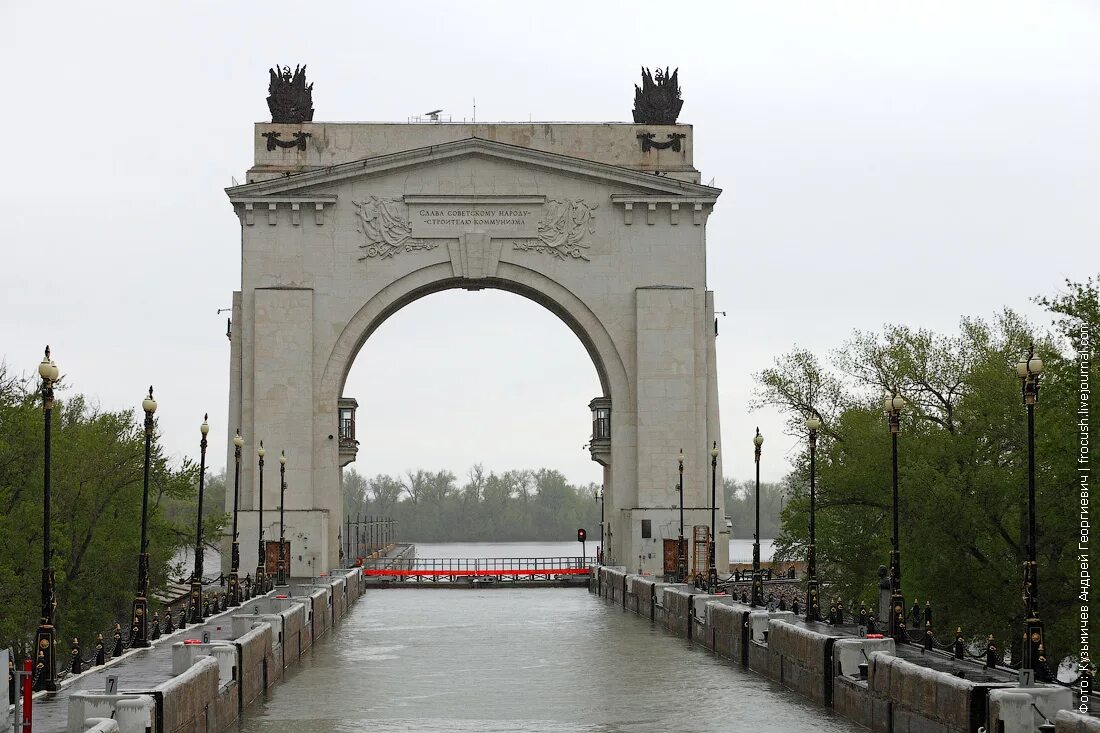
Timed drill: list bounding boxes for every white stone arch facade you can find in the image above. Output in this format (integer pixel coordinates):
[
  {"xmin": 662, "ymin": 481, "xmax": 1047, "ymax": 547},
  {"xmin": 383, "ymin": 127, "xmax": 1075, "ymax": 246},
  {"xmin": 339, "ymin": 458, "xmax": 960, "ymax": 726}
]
[{"xmin": 225, "ymin": 125, "xmax": 726, "ymax": 575}]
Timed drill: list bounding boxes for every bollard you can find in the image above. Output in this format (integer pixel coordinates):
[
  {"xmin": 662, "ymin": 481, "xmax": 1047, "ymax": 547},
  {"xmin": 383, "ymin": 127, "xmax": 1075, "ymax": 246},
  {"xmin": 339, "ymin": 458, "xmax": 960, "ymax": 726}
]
[
  {"xmin": 792, "ymin": 599, "xmax": 800, "ymax": 616},
  {"xmin": 953, "ymin": 627, "xmax": 965, "ymax": 659},
  {"xmin": 164, "ymin": 606, "xmax": 176, "ymax": 634},
  {"xmin": 923, "ymin": 623, "xmax": 933, "ymax": 651},
  {"xmin": 70, "ymin": 638, "xmax": 82, "ymax": 674},
  {"xmin": 150, "ymin": 612, "xmax": 160, "ymax": 641},
  {"xmin": 112, "ymin": 623, "xmax": 124, "ymax": 657},
  {"xmin": 858, "ymin": 603, "xmax": 868, "ymax": 627},
  {"xmin": 22, "ymin": 657, "xmax": 32, "ymax": 733},
  {"xmin": 203, "ymin": 596, "xmax": 210, "ymax": 616},
  {"xmin": 94, "ymin": 634, "xmax": 106, "ymax": 666},
  {"xmin": 866, "ymin": 615, "xmax": 877, "ymax": 635},
  {"xmin": 178, "ymin": 606, "xmax": 187, "ymax": 630},
  {"xmin": 985, "ymin": 635, "xmax": 997, "ymax": 668},
  {"xmin": 924, "ymin": 600, "xmax": 932, "ymax": 626},
  {"xmin": 778, "ymin": 597, "xmax": 786, "ymax": 611}
]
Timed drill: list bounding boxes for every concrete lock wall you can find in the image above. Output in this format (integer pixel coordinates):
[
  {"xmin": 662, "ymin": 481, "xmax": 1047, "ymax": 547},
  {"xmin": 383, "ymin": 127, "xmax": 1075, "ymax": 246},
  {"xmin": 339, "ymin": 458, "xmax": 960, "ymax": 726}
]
[
  {"xmin": 708, "ymin": 602, "xmax": 750, "ymax": 665},
  {"xmin": 662, "ymin": 587, "xmax": 696, "ymax": 639},
  {"xmin": 232, "ymin": 615, "xmax": 285, "ymax": 676},
  {"xmin": 867, "ymin": 649, "xmax": 999, "ymax": 733},
  {"xmin": 158, "ymin": 654, "xmax": 219, "ymax": 733},
  {"xmin": 588, "ymin": 575, "xmax": 1081, "ymax": 732},
  {"xmin": 63, "ymin": 571, "xmax": 364, "ymax": 732},
  {"xmin": 309, "ymin": 587, "xmax": 330, "ymax": 639},
  {"xmin": 762, "ymin": 619, "xmax": 834, "ymax": 705},
  {"xmin": 236, "ymin": 623, "xmax": 274, "ymax": 711}
]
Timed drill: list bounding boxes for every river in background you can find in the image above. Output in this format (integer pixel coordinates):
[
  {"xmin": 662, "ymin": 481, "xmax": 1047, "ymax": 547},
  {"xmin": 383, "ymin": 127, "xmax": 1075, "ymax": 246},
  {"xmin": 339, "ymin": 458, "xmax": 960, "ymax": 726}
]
[
  {"xmin": 414, "ymin": 539, "xmax": 776, "ymax": 564},
  {"xmin": 172, "ymin": 540, "xmax": 776, "ymax": 577},
  {"xmin": 236, "ymin": 587, "xmax": 860, "ymax": 733}
]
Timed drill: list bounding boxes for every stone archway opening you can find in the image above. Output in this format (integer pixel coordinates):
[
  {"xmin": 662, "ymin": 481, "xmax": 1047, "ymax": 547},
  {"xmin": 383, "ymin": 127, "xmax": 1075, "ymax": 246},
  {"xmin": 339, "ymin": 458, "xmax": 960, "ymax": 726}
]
[{"xmin": 338, "ymin": 287, "xmax": 605, "ymax": 554}]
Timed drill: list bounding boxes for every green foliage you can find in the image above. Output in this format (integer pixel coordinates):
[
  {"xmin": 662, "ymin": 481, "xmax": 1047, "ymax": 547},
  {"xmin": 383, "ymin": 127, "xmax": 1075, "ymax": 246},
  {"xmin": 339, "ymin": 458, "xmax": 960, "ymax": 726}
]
[
  {"xmin": 754, "ymin": 277, "xmax": 1097, "ymax": 663},
  {"xmin": 342, "ymin": 464, "xmax": 599, "ymax": 542},
  {"xmin": 0, "ymin": 370, "xmax": 201, "ymax": 656},
  {"xmin": 723, "ymin": 477, "xmax": 786, "ymax": 541}
]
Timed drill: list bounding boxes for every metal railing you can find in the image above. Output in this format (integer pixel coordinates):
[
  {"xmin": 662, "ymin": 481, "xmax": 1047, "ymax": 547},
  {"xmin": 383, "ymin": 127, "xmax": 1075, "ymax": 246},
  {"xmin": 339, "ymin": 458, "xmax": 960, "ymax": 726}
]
[{"xmin": 361, "ymin": 556, "xmax": 590, "ymax": 582}]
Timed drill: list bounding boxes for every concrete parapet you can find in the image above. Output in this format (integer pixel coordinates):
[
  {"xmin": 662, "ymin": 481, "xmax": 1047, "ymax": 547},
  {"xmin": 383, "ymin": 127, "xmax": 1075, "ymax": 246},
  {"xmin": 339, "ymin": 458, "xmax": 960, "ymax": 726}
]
[
  {"xmin": 988, "ymin": 686, "xmax": 1074, "ymax": 733},
  {"xmin": 67, "ymin": 693, "xmax": 155, "ymax": 733},
  {"xmin": 833, "ymin": 637, "xmax": 894, "ymax": 678},
  {"xmin": 171, "ymin": 641, "xmax": 237, "ymax": 687},
  {"xmin": 765, "ymin": 620, "xmax": 837, "ymax": 706},
  {"xmin": 708, "ymin": 601, "xmax": 751, "ymax": 665},
  {"xmin": 750, "ymin": 610, "xmax": 795, "ymax": 643},
  {"xmin": 1057, "ymin": 710, "xmax": 1100, "ymax": 732},
  {"xmin": 158, "ymin": 654, "xmax": 219, "ymax": 733},
  {"xmin": 234, "ymin": 623, "xmax": 273, "ymax": 710},
  {"xmin": 868, "ymin": 649, "xmax": 1007, "ymax": 733},
  {"xmin": 596, "ymin": 566, "xmax": 626, "ymax": 603},
  {"xmin": 236, "ymin": 597, "xmax": 308, "ymax": 665},
  {"xmin": 661, "ymin": 587, "xmax": 696, "ymax": 638}
]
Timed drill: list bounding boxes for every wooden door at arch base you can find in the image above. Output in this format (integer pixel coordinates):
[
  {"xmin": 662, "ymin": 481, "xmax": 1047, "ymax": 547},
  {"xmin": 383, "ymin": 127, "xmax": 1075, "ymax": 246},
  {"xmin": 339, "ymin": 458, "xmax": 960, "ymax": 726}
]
[{"xmin": 265, "ymin": 540, "xmax": 291, "ymax": 575}]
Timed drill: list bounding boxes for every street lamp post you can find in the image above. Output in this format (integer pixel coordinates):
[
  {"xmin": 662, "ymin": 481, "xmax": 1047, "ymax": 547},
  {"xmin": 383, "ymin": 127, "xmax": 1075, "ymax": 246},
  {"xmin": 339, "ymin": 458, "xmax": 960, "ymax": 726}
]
[
  {"xmin": 255, "ymin": 442, "xmax": 267, "ymax": 595},
  {"xmin": 1017, "ymin": 343, "xmax": 1048, "ymax": 681},
  {"xmin": 884, "ymin": 392, "xmax": 907, "ymax": 641},
  {"xmin": 189, "ymin": 416, "xmax": 210, "ymax": 623},
  {"xmin": 131, "ymin": 387, "xmax": 158, "ymax": 648},
  {"xmin": 677, "ymin": 449, "xmax": 686, "ymax": 583},
  {"xmin": 277, "ymin": 451, "xmax": 288, "ymax": 586},
  {"xmin": 805, "ymin": 415, "xmax": 821, "ymax": 622},
  {"xmin": 752, "ymin": 428, "xmax": 765, "ymax": 607},
  {"xmin": 229, "ymin": 430, "xmax": 243, "ymax": 605},
  {"xmin": 34, "ymin": 347, "xmax": 60, "ymax": 691},
  {"xmin": 708, "ymin": 441, "xmax": 719, "ymax": 594}
]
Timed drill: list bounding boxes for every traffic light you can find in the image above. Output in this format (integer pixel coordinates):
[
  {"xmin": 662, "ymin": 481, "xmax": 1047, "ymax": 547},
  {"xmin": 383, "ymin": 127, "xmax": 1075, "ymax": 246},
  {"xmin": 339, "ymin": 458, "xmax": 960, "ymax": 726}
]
[{"xmin": 577, "ymin": 528, "xmax": 587, "ymax": 543}]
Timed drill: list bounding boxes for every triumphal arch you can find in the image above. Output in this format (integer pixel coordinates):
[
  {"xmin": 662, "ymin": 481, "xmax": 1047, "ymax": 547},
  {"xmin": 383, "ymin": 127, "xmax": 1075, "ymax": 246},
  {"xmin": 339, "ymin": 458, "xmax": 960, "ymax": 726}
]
[{"xmin": 225, "ymin": 67, "xmax": 727, "ymax": 576}]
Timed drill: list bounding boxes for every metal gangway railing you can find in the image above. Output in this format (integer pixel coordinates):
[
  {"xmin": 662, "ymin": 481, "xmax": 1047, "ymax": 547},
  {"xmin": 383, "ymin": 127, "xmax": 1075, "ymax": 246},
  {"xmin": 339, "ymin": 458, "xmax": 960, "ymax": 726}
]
[{"xmin": 360, "ymin": 556, "xmax": 590, "ymax": 582}]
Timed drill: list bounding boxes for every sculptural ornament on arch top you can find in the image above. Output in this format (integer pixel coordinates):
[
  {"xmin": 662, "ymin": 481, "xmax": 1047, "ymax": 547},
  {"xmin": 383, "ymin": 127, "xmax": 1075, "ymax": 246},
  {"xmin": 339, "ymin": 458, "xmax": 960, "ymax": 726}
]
[{"xmin": 224, "ymin": 65, "xmax": 727, "ymax": 576}]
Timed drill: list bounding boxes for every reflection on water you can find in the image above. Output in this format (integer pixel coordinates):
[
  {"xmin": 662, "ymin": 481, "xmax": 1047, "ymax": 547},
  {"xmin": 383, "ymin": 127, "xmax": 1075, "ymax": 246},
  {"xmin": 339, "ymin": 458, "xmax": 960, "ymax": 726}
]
[{"xmin": 236, "ymin": 588, "xmax": 861, "ymax": 733}]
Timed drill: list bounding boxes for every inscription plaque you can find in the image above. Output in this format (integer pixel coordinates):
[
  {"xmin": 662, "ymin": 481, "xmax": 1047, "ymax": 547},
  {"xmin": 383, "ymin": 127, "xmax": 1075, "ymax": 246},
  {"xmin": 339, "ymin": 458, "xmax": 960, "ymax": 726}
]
[{"xmin": 410, "ymin": 204, "xmax": 539, "ymax": 238}]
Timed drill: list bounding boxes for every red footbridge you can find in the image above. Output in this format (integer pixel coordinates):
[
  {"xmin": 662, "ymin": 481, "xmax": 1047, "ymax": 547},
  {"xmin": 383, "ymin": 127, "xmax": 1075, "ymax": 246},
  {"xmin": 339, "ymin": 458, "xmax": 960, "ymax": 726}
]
[{"xmin": 361, "ymin": 556, "xmax": 591, "ymax": 585}]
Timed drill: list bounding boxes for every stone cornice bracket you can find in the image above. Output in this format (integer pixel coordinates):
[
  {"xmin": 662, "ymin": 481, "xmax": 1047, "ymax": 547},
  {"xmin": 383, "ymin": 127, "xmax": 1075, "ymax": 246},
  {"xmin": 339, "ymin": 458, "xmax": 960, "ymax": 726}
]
[
  {"xmin": 229, "ymin": 195, "xmax": 337, "ymax": 226},
  {"xmin": 637, "ymin": 132, "xmax": 686, "ymax": 153},
  {"xmin": 610, "ymin": 195, "xmax": 716, "ymax": 226},
  {"xmin": 261, "ymin": 130, "xmax": 312, "ymax": 151}
]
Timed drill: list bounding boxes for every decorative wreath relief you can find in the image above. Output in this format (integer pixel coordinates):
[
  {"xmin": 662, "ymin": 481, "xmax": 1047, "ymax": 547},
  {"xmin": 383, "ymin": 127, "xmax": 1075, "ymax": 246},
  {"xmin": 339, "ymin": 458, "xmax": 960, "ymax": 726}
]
[
  {"xmin": 512, "ymin": 199, "xmax": 598, "ymax": 262},
  {"xmin": 353, "ymin": 196, "xmax": 438, "ymax": 260}
]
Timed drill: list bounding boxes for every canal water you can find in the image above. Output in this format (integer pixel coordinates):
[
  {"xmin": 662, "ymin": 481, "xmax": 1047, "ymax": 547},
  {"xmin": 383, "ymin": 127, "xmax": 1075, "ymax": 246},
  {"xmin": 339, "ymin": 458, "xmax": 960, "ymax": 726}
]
[{"xmin": 236, "ymin": 586, "xmax": 861, "ymax": 733}]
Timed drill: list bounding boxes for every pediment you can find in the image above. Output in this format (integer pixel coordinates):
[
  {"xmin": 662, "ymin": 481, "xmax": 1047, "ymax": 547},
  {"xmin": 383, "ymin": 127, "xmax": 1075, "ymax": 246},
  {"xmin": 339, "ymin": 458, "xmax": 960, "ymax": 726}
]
[{"xmin": 225, "ymin": 136, "xmax": 721, "ymax": 203}]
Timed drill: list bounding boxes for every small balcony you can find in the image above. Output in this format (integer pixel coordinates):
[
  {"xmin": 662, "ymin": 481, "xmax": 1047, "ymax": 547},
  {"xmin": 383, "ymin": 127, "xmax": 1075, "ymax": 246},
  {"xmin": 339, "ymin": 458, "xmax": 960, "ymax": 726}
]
[
  {"xmin": 339, "ymin": 397, "xmax": 359, "ymax": 467},
  {"xmin": 588, "ymin": 397, "xmax": 611, "ymax": 466}
]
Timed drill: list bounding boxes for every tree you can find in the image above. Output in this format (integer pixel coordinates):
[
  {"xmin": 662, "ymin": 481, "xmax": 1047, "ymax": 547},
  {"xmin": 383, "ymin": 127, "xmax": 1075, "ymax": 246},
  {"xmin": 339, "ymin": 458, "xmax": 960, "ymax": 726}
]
[
  {"xmin": 0, "ymin": 369, "xmax": 200, "ymax": 657},
  {"xmin": 753, "ymin": 277, "xmax": 1096, "ymax": 664},
  {"xmin": 343, "ymin": 464, "xmax": 598, "ymax": 543}
]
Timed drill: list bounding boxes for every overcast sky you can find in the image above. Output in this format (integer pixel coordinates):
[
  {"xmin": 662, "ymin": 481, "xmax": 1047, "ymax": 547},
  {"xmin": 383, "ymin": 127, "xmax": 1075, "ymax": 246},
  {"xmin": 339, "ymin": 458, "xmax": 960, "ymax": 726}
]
[{"xmin": 2, "ymin": 1, "xmax": 1096, "ymax": 490}]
